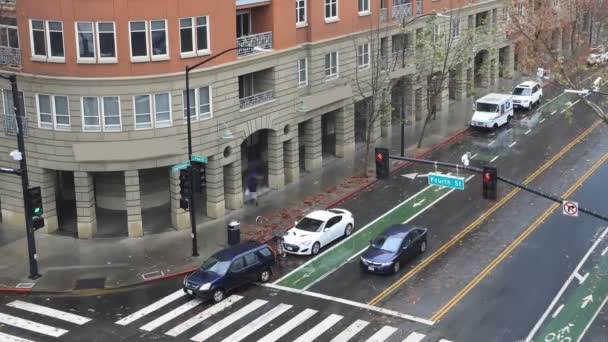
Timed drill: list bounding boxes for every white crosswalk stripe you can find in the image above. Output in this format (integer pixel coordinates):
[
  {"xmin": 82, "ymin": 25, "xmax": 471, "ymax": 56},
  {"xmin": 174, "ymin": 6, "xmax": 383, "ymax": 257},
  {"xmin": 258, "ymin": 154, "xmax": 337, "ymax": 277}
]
[
  {"xmin": 0, "ymin": 312, "xmax": 68, "ymax": 338},
  {"xmin": 220, "ymin": 303, "xmax": 292, "ymax": 342},
  {"xmin": 257, "ymin": 308, "xmax": 318, "ymax": 342},
  {"xmin": 403, "ymin": 332, "xmax": 426, "ymax": 342},
  {"xmin": 7, "ymin": 300, "xmax": 91, "ymax": 325},
  {"xmin": 190, "ymin": 299, "xmax": 268, "ymax": 342},
  {"xmin": 165, "ymin": 295, "xmax": 242, "ymax": 337},
  {"xmin": 0, "ymin": 331, "xmax": 35, "ymax": 342},
  {"xmin": 293, "ymin": 313, "xmax": 344, "ymax": 342},
  {"xmin": 330, "ymin": 319, "xmax": 369, "ymax": 342},
  {"xmin": 116, "ymin": 289, "xmax": 185, "ymax": 326},
  {"xmin": 141, "ymin": 298, "xmax": 203, "ymax": 331},
  {"xmin": 365, "ymin": 326, "xmax": 398, "ymax": 342}
]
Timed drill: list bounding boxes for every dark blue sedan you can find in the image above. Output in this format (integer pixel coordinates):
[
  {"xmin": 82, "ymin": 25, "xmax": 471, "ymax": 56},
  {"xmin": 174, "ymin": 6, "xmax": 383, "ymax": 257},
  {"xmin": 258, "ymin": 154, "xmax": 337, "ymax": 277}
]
[{"xmin": 360, "ymin": 224, "xmax": 428, "ymax": 274}]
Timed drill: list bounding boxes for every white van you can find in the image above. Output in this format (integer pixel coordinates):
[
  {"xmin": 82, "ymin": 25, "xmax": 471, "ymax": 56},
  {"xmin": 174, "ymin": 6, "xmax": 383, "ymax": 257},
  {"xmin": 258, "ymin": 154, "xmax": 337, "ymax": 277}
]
[{"xmin": 470, "ymin": 93, "xmax": 514, "ymax": 130}]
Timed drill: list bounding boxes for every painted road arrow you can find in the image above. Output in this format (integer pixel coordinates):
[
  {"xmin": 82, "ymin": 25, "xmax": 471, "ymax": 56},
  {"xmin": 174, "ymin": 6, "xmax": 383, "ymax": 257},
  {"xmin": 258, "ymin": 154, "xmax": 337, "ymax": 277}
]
[
  {"xmin": 581, "ymin": 295, "xmax": 593, "ymax": 309},
  {"xmin": 401, "ymin": 173, "xmax": 428, "ymax": 179},
  {"xmin": 413, "ymin": 199, "xmax": 426, "ymax": 207}
]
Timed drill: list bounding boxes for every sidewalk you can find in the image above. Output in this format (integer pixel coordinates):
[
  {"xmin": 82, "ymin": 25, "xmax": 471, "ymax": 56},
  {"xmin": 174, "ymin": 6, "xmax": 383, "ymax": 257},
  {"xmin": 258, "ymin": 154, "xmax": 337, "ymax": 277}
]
[{"xmin": 0, "ymin": 75, "xmax": 529, "ymax": 292}]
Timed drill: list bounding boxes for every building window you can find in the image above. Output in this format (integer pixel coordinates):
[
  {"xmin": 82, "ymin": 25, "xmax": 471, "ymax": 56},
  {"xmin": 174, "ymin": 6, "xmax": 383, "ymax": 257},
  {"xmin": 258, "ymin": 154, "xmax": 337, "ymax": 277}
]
[
  {"xmin": 325, "ymin": 0, "xmax": 338, "ymax": 20},
  {"xmin": 0, "ymin": 17, "xmax": 19, "ymax": 49},
  {"xmin": 82, "ymin": 97, "xmax": 100, "ymax": 131},
  {"xmin": 82, "ymin": 96, "xmax": 121, "ymax": 132},
  {"xmin": 97, "ymin": 22, "xmax": 117, "ymax": 62},
  {"xmin": 357, "ymin": 43, "xmax": 370, "ymax": 69},
  {"xmin": 182, "ymin": 86, "xmax": 212, "ymax": 121},
  {"xmin": 298, "ymin": 58, "xmax": 308, "ymax": 86},
  {"xmin": 129, "ymin": 21, "xmax": 148, "ymax": 62},
  {"xmin": 451, "ymin": 18, "xmax": 461, "ymax": 39},
  {"xmin": 102, "ymin": 96, "xmax": 121, "ymax": 131},
  {"xmin": 432, "ymin": 24, "xmax": 441, "ymax": 42},
  {"xmin": 296, "ymin": 0, "xmax": 307, "ymax": 26},
  {"xmin": 29, "ymin": 19, "xmax": 65, "ymax": 62},
  {"xmin": 150, "ymin": 20, "xmax": 168, "ymax": 59},
  {"xmin": 134, "ymin": 92, "xmax": 172, "ymax": 129},
  {"xmin": 324, "ymin": 51, "xmax": 338, "ymax": 80},
  {"xmin": 36, "ymin": 94, "xmax": 70, "ymax": 130},
  {"xmin": 76, "ymin": 22, "xmax": 95, "ymax": 61},
  {"xmin": 30, "ymin": 20, "xmax": 46, "ymax": 57},
  {"xmin": 179, "ymin": 16, "xmax": 210, "ymax": 58},
  {"xmin": 47, "ymin": 21, "xmax": 64, "ymax": 59},
  {"xmin": 358, "ymin": 0, "xmax": 370, "ymax": 14}
]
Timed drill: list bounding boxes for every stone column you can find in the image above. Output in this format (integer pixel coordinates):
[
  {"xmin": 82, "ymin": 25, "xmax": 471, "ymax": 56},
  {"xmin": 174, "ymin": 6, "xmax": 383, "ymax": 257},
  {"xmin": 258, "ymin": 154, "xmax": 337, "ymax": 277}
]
[
  {"xmin": 490, "ymin": 58, "xmax": 499, "ymax": 87},
  {"xmin": 284, "ymin": 136, "xmax": 299, "ymax": 184},
  {"xmin": 416, "ymin": 76, "xmax": 429, "ymax": 121},
  {"xmin": 304, "ymin": 117, "xmax": 322, "ymax": 171},
  {"xmin": 206, "ymin": 157, "xmax": 225, "ymax": 219},
  {"xmin": 125, "ymin": 170, "xmax": 143, "ymax": 237},
  {"xmin": 74, "ymin": 171, "xmax": 96, "ymax": 239},
  {"xmin": 335, "ymin": 103, "xmax": 355, "ymax": 158},
  {"xmin": 169, "ymin": 169, "xmax": 189, "ymax": 230},
  {"xmin": 224, "ymin": 158, "xmax": 243, "ymax": 210},
  {"xmin": 268, "ymin": 130, "xmax": 285, "ymax": 190},
  {"xmin": 403, "ymin": 77, "xmax": 416, "ymax": 124},
  {"xmin": 454, "ymin": 65, "xmax": 467, "ymax": 101},
  {"xmin": 503, "ymin": 46, "xmax": 515, "ymax": 79},
  {"xmin": 29, "ymin": 167, "xmax": 58, "ymax": 233}
]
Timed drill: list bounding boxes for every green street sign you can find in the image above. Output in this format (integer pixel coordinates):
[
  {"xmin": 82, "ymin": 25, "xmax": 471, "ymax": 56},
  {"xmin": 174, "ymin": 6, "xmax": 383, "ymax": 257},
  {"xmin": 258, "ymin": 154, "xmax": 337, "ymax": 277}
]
[
  {"xmin": 171, "ymin": 161, "xmax": 190, "ymax": 173},
  {"xmin": 192, "ymin": 155, "xmax": 208, "ymax": 163},
  {"xmin": 428, "ymin": 172, "xmax": 465, "ymax": 190}
]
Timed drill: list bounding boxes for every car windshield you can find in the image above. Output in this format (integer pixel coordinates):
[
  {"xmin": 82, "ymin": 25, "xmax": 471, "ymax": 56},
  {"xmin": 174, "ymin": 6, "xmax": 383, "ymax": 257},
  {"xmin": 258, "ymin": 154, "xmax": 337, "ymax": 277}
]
[
  {"xmin": 513, "ymin": 87, "xmax": 531, "ymax": 96},
  {"xmin": 200, "ymin": 256, "xmax": 231, "ymax": 275},
  {"xmin": 371, "ymin": 235, "xmax": 403, "ymax": 253},
  {"xmin": 476, "ymin": 102, "xmax": 499, "ymax": 113},
  {"xmin": 296, "ymin": 217, "xmax": 325, "ymax": 232}
]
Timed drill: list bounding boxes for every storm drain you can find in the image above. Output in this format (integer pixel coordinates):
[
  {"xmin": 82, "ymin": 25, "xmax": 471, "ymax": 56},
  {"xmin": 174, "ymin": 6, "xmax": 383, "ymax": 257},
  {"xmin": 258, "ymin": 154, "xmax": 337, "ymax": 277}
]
[{"xmin": 74, "ymin": 278, "xmax": 106, "ymax": 290}]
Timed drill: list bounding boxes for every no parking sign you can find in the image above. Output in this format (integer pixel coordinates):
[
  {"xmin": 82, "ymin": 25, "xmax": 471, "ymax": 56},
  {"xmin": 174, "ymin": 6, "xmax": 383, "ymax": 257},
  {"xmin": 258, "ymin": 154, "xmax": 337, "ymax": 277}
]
[{"xmin": 562, "ymin": 200, "xmax": 579, "ymax": 217}]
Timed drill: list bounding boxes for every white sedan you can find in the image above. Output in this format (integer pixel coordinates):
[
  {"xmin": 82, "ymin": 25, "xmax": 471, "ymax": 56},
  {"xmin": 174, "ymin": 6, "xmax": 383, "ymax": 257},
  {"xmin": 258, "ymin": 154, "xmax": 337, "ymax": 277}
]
[{"xmin": 282, "ymin": 209, "xmax": 355, "ymax": 256}]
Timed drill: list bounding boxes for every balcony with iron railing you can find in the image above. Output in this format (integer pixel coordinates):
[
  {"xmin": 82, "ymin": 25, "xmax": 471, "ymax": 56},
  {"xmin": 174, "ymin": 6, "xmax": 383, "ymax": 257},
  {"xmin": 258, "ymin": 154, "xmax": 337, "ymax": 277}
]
[
  {"xmin": 380, "ymin": 8, "xmax": 388, "ymax": 23},
  {"xmin": 0, "ymin": 46, "xmax": 20, "ymax": 67},
  {"xmin": 239, "ymin": 90, "xmax": 273, "ymax": 109},
  {"xmin": 416, "ymin": 0, "xmax": 422, "ymax": 16},
  {"xmin": 237, "ymin": 31, "xmax": 272, "ymax": 56},
  {"xmin": 392, "ymin": 3, "xmax": 412, "ymax": 21},
  {"xmin": 1, "ymin": 113, "xmax": 28, "ymax": 136}
]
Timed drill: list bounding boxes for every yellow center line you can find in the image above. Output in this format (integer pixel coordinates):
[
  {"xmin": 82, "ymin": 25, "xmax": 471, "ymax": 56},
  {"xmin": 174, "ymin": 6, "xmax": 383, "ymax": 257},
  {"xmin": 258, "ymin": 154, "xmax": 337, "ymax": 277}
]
[
  {"xmin": 367, "ymin": 120, "xmax": 602, "ymax": 306},
  {"xmin": 431, "ymin": 151, "xmax": 608, "ymax": 322}
]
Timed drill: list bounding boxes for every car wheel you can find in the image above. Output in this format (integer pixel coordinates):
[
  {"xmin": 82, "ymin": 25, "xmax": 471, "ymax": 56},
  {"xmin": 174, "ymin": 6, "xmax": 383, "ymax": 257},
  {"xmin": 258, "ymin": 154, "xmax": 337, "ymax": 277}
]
[
  {"xmin": 259, "ymin": 269, "xmax": 271, "ymax": 283},
  {"xmin": 493, "ymin": 123, "xmax": 499, "ymax": 130},
  {"xmin": 311, "ymin": 242, "xmax": 321, "ymax": 256},
  {"xmin": 344, "ymin": 224, "xmax": 353, "ymax": 237},
  {"xmin": 393, "ymin": 261, "xmax": 400, "ymax": 274},
  {"xmin": 212, "ymin": 289, "xmax": 225, "ymax": 303},
  {"xmin": 420, "ymin": 240, "xmax": 427, "ymax": 253},
  {"xmin": 507, "ymin": 115, "xmax": 512, "ymax": 123}
]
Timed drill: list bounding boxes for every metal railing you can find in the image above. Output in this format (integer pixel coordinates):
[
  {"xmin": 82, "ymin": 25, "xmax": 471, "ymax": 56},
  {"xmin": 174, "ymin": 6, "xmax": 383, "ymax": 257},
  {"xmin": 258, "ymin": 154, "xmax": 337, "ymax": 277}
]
[
  {"xmin": 1, "ymin": 113, "xmax": 28, "ymax": 136},
  {"xmin": 392, "ymin": 47, "xmax": 416, "ymax": 60},
  {"xmin": 0, "ymin": 46, "xmax": 21, "ymax": 67},
  {"xmin": 380, "ymin": 8, "xmax": 388, "ymax": 22},
  {"xmin": 239, "ymin": 89, "xmax": 273, "ymax": 109},
  {"xmin": 416, "ymin": 0, "xmax": 422, "ymax": 16},
  {"xmin": 237, "ymin": 31, "xmax": 272, "ymax": 56},
  {"xmin": 392, "ymin": 4, "xmax": 412, "ymax": 21}
]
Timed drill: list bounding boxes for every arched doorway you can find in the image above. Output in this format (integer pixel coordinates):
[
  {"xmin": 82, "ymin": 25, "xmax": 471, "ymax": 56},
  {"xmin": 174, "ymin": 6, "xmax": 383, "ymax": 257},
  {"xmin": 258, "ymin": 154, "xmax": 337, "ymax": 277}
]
[
  {"xmin": 241, "ymin": 129, "xmax": 270, "ymax": 190},
  {"xmin": 474, "ymin": 49, "xmax": 490, "ymax": 88}
]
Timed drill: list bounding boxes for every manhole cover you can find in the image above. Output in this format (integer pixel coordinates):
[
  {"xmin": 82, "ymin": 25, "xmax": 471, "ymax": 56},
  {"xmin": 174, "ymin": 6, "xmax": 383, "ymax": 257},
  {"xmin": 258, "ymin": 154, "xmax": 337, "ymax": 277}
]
[{"xmin": 74, "ymin": 278, "xmax": 106, "ymax": 290}]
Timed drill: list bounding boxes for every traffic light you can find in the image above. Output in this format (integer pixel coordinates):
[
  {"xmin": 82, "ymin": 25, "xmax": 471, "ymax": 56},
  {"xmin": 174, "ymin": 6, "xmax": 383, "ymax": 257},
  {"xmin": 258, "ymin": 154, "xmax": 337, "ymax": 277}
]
[
  {"xmin": 482, "ymin": 166, "xmax": 497, "ymax": 200},
  {"xmin": 191, "ymin": 163, "xmax": 206, "ymax": 194},
  {"xmin": 375, "ymin": 147, "xmax": 390, "ymax": 179},
  {"xmin": 27, "ymin": 186, "xmax": 44, "ymax": 230},
  {"xmin": 179, "ymin": 168, "xmax": 190, "ymax": 210}
]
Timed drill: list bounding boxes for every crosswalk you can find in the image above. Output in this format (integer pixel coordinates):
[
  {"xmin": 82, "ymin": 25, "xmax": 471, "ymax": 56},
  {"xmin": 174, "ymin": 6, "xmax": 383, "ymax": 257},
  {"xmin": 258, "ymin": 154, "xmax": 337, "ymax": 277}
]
[
  {"xmin": 114, "ymin": 288, "xmax": 455, "ymax": 342},
  {"xmin": 0, "ymin": 300, "xmax": 91, "ymax": 341}
]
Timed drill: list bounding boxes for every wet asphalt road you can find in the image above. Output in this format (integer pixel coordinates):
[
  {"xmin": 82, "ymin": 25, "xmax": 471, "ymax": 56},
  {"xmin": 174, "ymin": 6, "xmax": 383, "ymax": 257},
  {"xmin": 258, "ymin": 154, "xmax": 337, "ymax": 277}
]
[{"xmin": 3, "ymin": 78, "xmax": 608, "ymax": 342}]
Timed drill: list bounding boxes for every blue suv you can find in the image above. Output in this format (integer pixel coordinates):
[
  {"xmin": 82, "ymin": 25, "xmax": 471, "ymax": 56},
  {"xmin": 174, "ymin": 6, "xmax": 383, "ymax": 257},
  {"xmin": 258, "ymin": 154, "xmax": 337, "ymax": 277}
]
[{"xmin": 183, "ymin": 241, "xmax": 275, "ymax": 302}]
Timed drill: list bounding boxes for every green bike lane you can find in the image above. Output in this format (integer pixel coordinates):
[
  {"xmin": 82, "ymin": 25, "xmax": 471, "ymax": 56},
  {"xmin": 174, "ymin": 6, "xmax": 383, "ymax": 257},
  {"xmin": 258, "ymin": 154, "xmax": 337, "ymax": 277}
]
[{"xmin": 274, "ymin": 179, "xmax": 471, "ymax": 290}]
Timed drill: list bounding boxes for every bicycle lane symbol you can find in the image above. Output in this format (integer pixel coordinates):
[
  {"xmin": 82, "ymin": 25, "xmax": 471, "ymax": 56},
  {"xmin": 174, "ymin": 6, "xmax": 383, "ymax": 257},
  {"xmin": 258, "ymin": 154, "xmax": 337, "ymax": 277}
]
[{"xmin": 544, "ymin": 323, "xmax": 574, "ymax": 342}]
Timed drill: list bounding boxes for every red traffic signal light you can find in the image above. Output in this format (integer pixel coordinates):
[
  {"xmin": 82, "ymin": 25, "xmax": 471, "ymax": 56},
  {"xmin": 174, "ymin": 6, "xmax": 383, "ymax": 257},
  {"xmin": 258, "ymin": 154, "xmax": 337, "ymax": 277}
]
[
  {"xmin": 375, "ymin": 147, "xmax": 390, "ymax": 179},
  {"xmin": 376, "ymin": 153, "xmax": 383, "ymax": 161},
  {"xmin": 483, "ymin": 172, "xmax": 491, "ymax": 183},
  {"xmin": 482, "ymin": 166, "xmax": 497, "ymax": 200}
]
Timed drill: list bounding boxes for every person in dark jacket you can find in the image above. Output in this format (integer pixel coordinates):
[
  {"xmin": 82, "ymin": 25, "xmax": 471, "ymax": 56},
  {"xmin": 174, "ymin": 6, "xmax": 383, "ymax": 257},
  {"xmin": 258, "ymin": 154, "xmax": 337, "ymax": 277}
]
[{"xmin": 247, "ymin": 173, "xmax": 258, "ymax": 206}]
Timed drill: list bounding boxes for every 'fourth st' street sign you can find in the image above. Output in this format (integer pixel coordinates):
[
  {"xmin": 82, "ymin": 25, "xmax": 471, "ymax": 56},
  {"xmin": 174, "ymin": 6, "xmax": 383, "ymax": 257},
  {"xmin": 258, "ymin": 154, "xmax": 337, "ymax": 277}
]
[{"xmin": 427, "ymin": 172, "xmax": 465, "ymax": 190}]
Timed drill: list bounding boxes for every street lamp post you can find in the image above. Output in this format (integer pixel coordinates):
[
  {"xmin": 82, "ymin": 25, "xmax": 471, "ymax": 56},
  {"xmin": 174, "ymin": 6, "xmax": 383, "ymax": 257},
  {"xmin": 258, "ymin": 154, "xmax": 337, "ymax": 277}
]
[{"xmin": 184, "ymin": 45, "xmax": 268, "ymax": 257}]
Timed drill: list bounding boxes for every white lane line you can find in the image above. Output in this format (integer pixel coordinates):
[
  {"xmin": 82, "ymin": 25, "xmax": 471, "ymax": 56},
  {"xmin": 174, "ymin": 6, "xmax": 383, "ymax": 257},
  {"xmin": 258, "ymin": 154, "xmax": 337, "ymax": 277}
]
[
  {"xmin": 539, "ymin": 118, "xmax": 546, "ymax": 123},
  {"xmin": 364, "ymin": 326, "xmax": 397, "ymax": 341},
  {"xmin": 0, "ymin": 312, "xmax": 68, "ymax": 338},
  {"xmin": 488, "ymin": 140, "xmax": 496, "ymax": 146},
  {"xmin": 402, "ymin": 332, "xmax": 426, "ymax": 342},
  {"xmin": 261, "ymin": 283, "xmax": 434, "ymax": 325},
  {"xmin": 258, "ymin": 308, "xmax": 317, "ymax": 342},
  {"xmin": 7, "ymin": 300, "xmax": 91, "ymax": 325},
  {"xmin": 329, "ymin": 319, "xmax": 369, "ymax": 342},
  {"xmin": 140, "ymin": 298, "xmax": 203, "ymax": 331},
  {"xmin": 524, "ymin": 129, "xmax": 531, "ymax": 135},
  {"xmin": 550, "ymin": 110, "xmax": 557, "ymax": 116},
  {"xmin": 221, "ymin": 303, "xmax": 292, "ymax": 342},
  {"xmin": 490, "ymin": 156, "xmax": 499, "ymax": 163},
  {"xmin": 274, "ymin": 183, "xmax": 439, "ymax": 285},
  {"xmin": 506, "ymin": 128, "xmax": 512, "ymax": 133},
  {"xmin": 438, "ymin": 340, "xmax": 454, "ymax": 342},
  {"xmin": 190, "ymin": 299, "xmax": 267, "ymax": 342},
  {"xmin": 551, "ymin": 304, "xmax": 564, "ymax": 318},
  {"xmin": 526, "ymin": 227, "xmax": 608, "ymax": 342},
  {"xmin": 579, "ymin": 295, "xmax": 608, "ymax": 342},
  {"xmin": 471, "ymin": 153, "xmax": 478, "ymax": 159},
  {"xmin": 509, "ymin": 141, "xmax": 517, "ymax": 148},
  {"xmin": 293, "ymin": 314, "xmax": 343, "ymax": 342},
  {"xmin": 602, "ymin": 245, "xmax": 608, "ymax": 256},
  {"xmin": 0, "ymin": 332, "xmax": 35, "ymax": 342},
  {"xmin": 165, "ymin": 295, "xmax": 242, "ymax": 337},
  {"xmin": 572, "ymin": 99, "xmax": 581, "ymax": 105},
  {"xmin": 116, "ymin": 289, "xmax": 185, "ymax": 326}
]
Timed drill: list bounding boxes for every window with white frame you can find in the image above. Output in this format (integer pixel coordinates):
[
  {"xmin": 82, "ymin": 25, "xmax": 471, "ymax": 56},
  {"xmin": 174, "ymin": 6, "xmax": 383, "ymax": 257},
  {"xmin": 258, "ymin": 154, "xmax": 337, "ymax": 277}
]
[
  {"xmin": 179, "ymin": 16, "xmax": 210, "ymax": 57},
  {"xmin": 36, "ymin": 94, "xmax": 69, "ymax": 130},
  {"xmin": 451, "ymin": 18, "xmax": 461, "ymax": 39},
  {"xmin": 102, "ymin": 96, "xmax": 121, "ymax": 131},
  {"xmin": 97, "ymin": 22, "xmax": 117, "ymax": 62},
  {"xmin": 76, "ymin": 21, "xmax": 117, "ymax": 63},
  {"xmin": 325, "ymin": 0, "xmax": 338, "ymax": 20},
  {"xmin": 150, "ymin": 20, "xmax": 168, "ymax": 59},
  {"xmin": 47, "ymin": 21, "xmax": 64, "ymax": 59},
  {"xmin": 182, "ymin": 86, "xmax": 211, "ymax": 121},
  {"xmin": 432, "ymin": 24, "xmax": 441, "ymax": 42},
  {"xmin": 296, "ymin": 0, "xmax": 307, "ymax": 26},
  {"xmin": 0, "ymin": 17, "xmax": 19, "ymax": 49},
  {"xmin": 358, "ymin": 0, "xmax": 370, "ymax": 14},
  {"xmin": 81, "ymin": 96, "xmax": 121, "ymax": 132},
  {"xmin": 357, "ymin": 43, "xmax": 370, "ymax": 69},
  {"xmin": 29, "ymin": 19, "xmax": 65, "ymax": 61},
  {"xmin": 76, "ymin": 22, "xmax": 95, "ymax": 61},
  {"xmin": 324, "ymin": 51, "xmax": 338, "ymax": 79},
  {"xmin": 133, "ymin": 92, "xmax": 172, "ymax": 129},
  {"xmin": 298, "ymin": 58, "xmax": 308, "ymax": 86},
  {"xmin": 129, "ymin": 21, "xmax": 148, "ymax": 61}
]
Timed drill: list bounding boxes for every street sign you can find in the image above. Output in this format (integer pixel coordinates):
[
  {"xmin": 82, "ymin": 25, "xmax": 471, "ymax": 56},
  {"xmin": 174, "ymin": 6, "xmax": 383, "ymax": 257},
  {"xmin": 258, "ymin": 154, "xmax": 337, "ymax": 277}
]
[
  {"xmin": 428, "ymin": 172, "xmax": 465, "ymax": 190},
  {"xmin": 562, "ymin": 200, "xmax": 579, "ymax": 217},
  {"xmin": 192, "ymin": 155, "xmax": 208, "ymax": 163},
  {"xmin": 171, "ymin": 161, "xmax": 190, "ymax": 173}
]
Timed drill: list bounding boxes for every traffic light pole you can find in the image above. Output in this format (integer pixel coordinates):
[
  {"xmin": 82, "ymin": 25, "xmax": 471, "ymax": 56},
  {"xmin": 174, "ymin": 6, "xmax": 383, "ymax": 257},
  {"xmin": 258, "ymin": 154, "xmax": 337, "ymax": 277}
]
[
  {"xmin": 388, "ymin": 155, "xmax": 608, "ymax": 223},
  {"xmin": 185, "ymin": 69, "xmax": 199, "ymax": 257}
]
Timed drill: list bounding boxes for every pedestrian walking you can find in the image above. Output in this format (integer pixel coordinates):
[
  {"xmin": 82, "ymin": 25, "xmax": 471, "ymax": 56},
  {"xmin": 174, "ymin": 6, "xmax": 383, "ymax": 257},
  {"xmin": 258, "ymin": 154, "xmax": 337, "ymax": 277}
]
[{"xmin": 247, "ymin": 173, "xmax": 258, "ymax": 206}]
